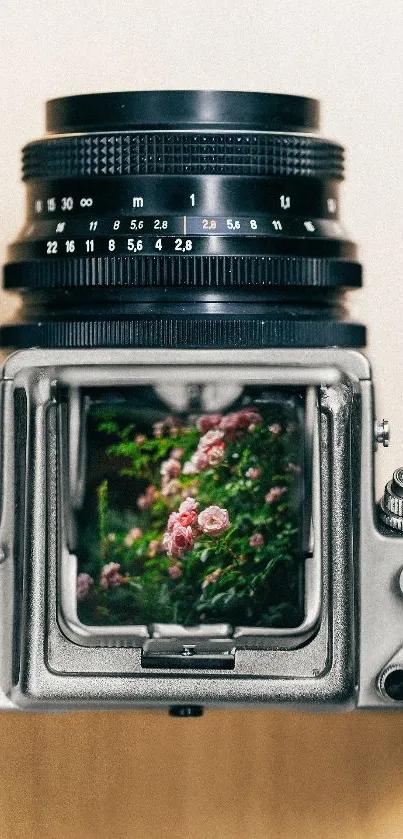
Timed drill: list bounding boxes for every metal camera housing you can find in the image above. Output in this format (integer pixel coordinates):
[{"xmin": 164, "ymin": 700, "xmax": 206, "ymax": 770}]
[{"xmin": 1, "ymin": 92, "xmax": 402, "ymax": 714}]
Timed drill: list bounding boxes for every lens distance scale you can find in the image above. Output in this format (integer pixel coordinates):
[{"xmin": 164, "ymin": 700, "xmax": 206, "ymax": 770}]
[{"xmin": 2, "ymin": 91, "xmax": 364, "ymax": 349}]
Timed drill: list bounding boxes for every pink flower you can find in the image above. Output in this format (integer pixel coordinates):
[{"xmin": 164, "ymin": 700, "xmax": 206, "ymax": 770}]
[
  {"xmin": 161, "ymin": 479, "xmax": 180, "ymax": 498},
  {"xmin": 124, "ymin": 527, "xmax": 143, "ymax": 547},
  {"xmin": 163, "ymin": 524, "xmax": 194, "ymax": 558},
  {"xmin": 202, "ymin": 568, "xmax": 221, "ymax": 590},
  {"xmin": 160, "ymin": 458, "xmax": 182, "ymax": 479},
  {"xmin": 167, "ymin": 511, "xmax": 179, "ymax": 532},
  {"xmin": 137, "ymin": 485, "xmax": 156, "ymax": 509},
  {"xmin": 100, "ymin": 562, "xmax": 122, "ymax": 590},
  {"xmin": 186, "ymin": 450, "xmax": 210, "ymax": 473},
  {"xmin": 246, "ymin": 467, "xmax": 261, "ymax": 480},
  {"xmin": 183, "ymin": 460, "xmax": 199, "ymax": 475},
  {"xmin": 147, "ymin": 539, "xmax": 161, "ymax": 557},
  {"xmin": 171, "ymin": 448, "xmax": 184, "ymax": 460},
  {"xmin": 199, "ymin": 429, "xmax": 225, "ymax": 451},
  {"xmin": 168, "ymin": 564, "xmax": 183, "ymax": 580},
  {"xmin": 206, "ymin": 443, "xmax": 225, "ymax": 466},
  {"xmin": 269, "ymin": 423, "xmax": 282, "ymax": 436},
  {"xmin": 77, "ymin": 572, "xmax": 93, "ymax": 601},
  {"xmin": 177, "ymin": 511, "xmax": 197, "ymax": 527},
  {"xmin": 249, "ymin": 533, "xmax": 264, "ymax": 547},
  {"xmin": 197, "ymin": 414, "xmax": 223, "ymax": 433},
  {"xmin": 265, "ymin": 486, "xmax": 287, "ymax": 504},
  {"xmin": 179, "ymin": 497, "xmax": 199, "ymax": 514},
  {"xmin": 135, "ymin": 434, "xmax": 146, "ymax": 444},
  {"xmin": 198, "ymin": 505, "xmax": 230, "ymax": 536},
  {"xmin": 219, "ymin": 409, "xmax": 262, "ymax": 441},
  {"xmin": 153, "ymin": 421, "xmax": 165, "ymax": 438}
]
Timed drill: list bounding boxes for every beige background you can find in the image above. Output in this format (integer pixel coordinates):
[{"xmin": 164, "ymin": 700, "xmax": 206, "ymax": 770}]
[{"xmin": 1, "ymin": 2, "xmax": 403, "ymax": 838}]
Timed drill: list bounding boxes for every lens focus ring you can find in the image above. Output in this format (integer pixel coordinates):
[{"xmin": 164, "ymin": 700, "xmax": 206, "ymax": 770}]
[{"xmin": 22, "ymin": 133, "xmax": 344, "ymax": 181}]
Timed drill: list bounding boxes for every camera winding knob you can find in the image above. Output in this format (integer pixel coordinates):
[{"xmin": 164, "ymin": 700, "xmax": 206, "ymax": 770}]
[{"xmin": 379, "ymin": 468, "xmax": 403, "ymax": 531}]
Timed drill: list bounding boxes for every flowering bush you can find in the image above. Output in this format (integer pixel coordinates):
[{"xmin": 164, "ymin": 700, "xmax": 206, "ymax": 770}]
[{"xmin": 76, "ymin": 396, "xmax": 303, "ymax": 628}]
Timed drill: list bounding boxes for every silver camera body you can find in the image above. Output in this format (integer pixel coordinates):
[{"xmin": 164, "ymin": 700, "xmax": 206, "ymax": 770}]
[{"xmin": 0, "ymin": 345, "xmax": 401, "ymax": 713}]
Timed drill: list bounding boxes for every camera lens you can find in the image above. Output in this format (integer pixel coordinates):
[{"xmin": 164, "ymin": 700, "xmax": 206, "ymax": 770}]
[{"xmin": 2, "ymin": 90, "xmax": 364, "ymax": 349}]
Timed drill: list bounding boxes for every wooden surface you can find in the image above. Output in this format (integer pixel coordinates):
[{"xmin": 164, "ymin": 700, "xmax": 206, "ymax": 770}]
[{"xmin": 0, "ymin": 709, "xmax": 403, "ymax": 838}]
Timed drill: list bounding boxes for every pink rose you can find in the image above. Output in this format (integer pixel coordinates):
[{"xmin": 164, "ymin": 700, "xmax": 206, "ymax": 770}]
[
  {"xmin": 123, "ymin": 527, "xmax": 143, "ymax": 547},
  {"xmin": 147, "ymin": 539, "xmax": 161, "ymax": 557},
  {"xmin": 269, "ymin": 423, "xmax": 282, "ymax": 436},
  {"xmin": 198, "ymin": 505, "xmax": 230, "ymax": 536},
  {"xmin": 168, "ymin": 564, "xmax": 183, "ymax": 580},
  {"xmin": 179, "ymin": 497, "xmax": 199, "ymax": 514},
  {"xmin": 162, "ymin": 524, "xmax": 194, "ymax": 558},
  {"xmin": 199, "ymin": 429, "xmax": 225, "ymax": 451},
  {"xmin": 197, "ymin": 414, "xmax": 223, "ymax": 433},
  {"xmin": 249, "ymin": 533, "xmax": 264, "ymax": 547},
  {"xmin": 153, "ymin": 421, "xmax": 165, "ymax": 438},
  {"xmin": 246, "ymin": 467, "xmax": 261, "ymax": 480},
  {"xmin": 161, "ymin": 479, "xmax": 180, "ymax": 498},
  {"xmin": 265, "ymin": 486, "xmax": 287, "ymax": 504},
  {"xmin": 202, "ymin": 568, "xmax": 221, "ymax": 590},
  {"xmin": 137, "ymin": 485, "xmax": 156, "ymax": 509},
  {"xmin": 167, "ymin": 511, "xmax": 179, "ymax": 532},
  {"xmin": 183, "ymin": 460, "xmax": 199, "ymax": 475},
  {"xmin": 171, "ymin": 448, "xmax": 184, "ymax": 460},
  {"xmin": 219, "ymin": 409, "xmax": 262, "ymax": 439},
  {"xmin": 77, "ymin": 572, "xmax": 93, "ymax": 601},
  {"xmin": 100, "ymin": 562, "xmax": 122, "ymax": 590},
  {"xmin": 189, "ymin": 451, "xmax": 209, "ymax": 473},
  {"xmin": 160, "ymin": 458, "xmax": 182, "ymax": 478},
  {"xmin": 205, "ymin": 443, "xmax": 225, "ymax": 466},
  {"xmin": 177, "ymin": 510, "xmax": 198, "ymax": 527}
]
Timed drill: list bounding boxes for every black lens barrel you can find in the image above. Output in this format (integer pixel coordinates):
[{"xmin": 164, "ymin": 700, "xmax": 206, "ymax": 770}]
[{"xmin": 1, "ymin": 91, "xmax": 364, "ymax": 349}]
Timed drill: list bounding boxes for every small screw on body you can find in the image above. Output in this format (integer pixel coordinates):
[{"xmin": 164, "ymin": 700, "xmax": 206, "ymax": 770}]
[
  {"xmin": 375, "ymin": 419, "xmax": 390, "ymax": 448},
  {"xmin": 0, "ymin": 547, "xmax": 6, "ymax": 564}
]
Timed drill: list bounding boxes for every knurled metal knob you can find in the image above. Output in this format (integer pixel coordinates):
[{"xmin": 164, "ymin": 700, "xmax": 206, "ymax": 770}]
[{"xmin": 379, "ymin": 468, "xmax": 403, "ymax": 530}]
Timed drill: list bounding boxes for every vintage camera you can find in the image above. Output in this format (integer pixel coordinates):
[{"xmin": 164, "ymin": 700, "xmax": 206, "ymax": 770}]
[{"xmin": 1, "ymin": 90, "xmax": 402, "ymax": 715}]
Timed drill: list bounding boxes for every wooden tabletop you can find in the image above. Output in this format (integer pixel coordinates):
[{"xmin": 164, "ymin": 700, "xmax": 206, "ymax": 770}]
[{"xmin": 0, "ymin": 709, "xmax": 402, "ymax": 838}]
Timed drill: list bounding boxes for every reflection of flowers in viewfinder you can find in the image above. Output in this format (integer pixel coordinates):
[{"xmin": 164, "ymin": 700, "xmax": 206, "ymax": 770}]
[{"xmin": 269, "ymin": 423, "xmax": 281, "ymax": 436}]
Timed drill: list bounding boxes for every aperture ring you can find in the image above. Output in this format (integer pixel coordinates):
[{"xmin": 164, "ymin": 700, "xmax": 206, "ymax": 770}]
[
  {"xmin": 4, "ymin": 255, "xmax": 362, "ymax": 291},
  {"xmin": 22, "ymin": 132, "xmax": 344, "ymax": 181}
]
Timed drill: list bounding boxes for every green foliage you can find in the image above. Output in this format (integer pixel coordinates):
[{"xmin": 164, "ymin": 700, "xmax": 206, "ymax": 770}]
[{"xmin": 77, "ymin": 403, "xmax": 303, "ymax": 629}]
